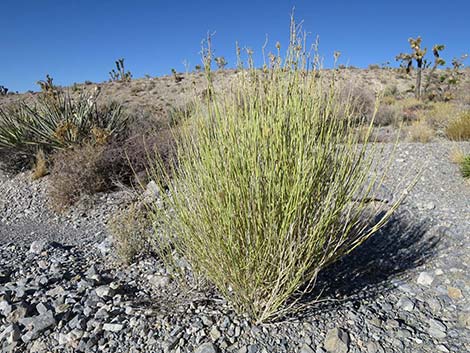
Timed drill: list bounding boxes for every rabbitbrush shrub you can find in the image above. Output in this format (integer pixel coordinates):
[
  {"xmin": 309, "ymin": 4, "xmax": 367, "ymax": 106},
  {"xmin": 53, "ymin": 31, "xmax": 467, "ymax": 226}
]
[{"xmin": 148, "ymin": 20, "xmax": 404, "ymax": 323}]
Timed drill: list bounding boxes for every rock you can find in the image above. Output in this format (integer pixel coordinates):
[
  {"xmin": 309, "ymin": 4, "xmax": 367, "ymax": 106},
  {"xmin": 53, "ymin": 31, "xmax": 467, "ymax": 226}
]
[
  {"xmin": 396, "ymin": 297, "xmax": 415, "ymax": 312},
  {"xmin": 19, "ymin": 311, "xmax": 56, "ymax": 341},
  {"xmin": 29, "ymin": 240, "xmax": 47, "ymax": 254},
  {"xmin": 103, "ymin": 323, "xmax": 124, "ymax": 332},
  {"xmin": 148, "ymin": 275, "xmax": 170, "ymax": 289},
  {"xmin": 36, "ymin": 302, "xmax": 50, "ymax": 315},
  {"xmin": 96, "ymin": 237, "xmax": 112, "ymax": 255},
  {"xmin": 210, "ymin": 326, "xmax": 221, "ymax": 341},
  {"xmin": 366, "ymin": 342, "xmax": 378, "ymax": 353},
  {"xmin": 143, "ymin": 181, "xmax": 161, "ymax": 202},
  {"xmin": 299, "ymin": 344, "xmax": 315, "ymax": 353},
  {"xmin": 6, "ymin": 305, "xmax": 28, "ymax": 324},
  {"xmin": 457, "ymin": 312, "xmax": 470, "ymax": 328},
  {"xmin": 95, "ymin": 285, "xmax": 115, "ymax": 298},
  {"xmin": 194, "ymin": 342, "xmax": 218, "ymax": 353},
  {"xmin": 29, "ymin": 339, "xmax": 47, "ymax": 353},
  {"xmin": 247, "ymin": 345, "xmax": 258, "ymax": 353},
  {"xmin": 0, "ymin": 324, "xmax": 20, "ymax": 344},
  {"xmin": 447, "ymin": 287, "xmax": 463, "ymax": 300},
  {"xmin": 58, "ymin": 329, "xmax": 84, "ymax": 347},
  {"xmin": 428, "ymin": 318, "xmax": 447, "ymax": 339},
  {"xmin": 417, "ymin": 272, "xmax": 434, "ymax": 286},
  {"xmin": 324, "ymin": 328, "xmax": 350, "ymax": 353},
  {"xmin": 436, "ymin": 344, "xmax": 450, "ymax": 353},
  {"xmin": 0, "ymin": 300, "xmax": 12, "ymax": 316}
]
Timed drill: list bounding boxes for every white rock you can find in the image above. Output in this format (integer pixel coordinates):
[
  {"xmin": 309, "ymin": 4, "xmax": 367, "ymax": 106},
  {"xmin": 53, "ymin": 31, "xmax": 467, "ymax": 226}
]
[
  {"xmin": 324, "ymin": 327, "xmax": 350, "ymax": 353},
  {"xmin": 103, "ymin": 323, "xmax": 124, "ymax": 332},
  {"xmin": 417, "ymin": 272, "xmax": 434, "ymax": 286}
]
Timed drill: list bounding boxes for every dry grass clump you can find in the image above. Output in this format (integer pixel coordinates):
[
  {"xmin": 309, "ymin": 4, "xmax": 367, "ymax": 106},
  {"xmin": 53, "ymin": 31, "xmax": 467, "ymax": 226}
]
[
  {"xmin": 425, "ymin": 101, "xmax": 459, "ymax": 130},
  {"xmin": 48, "ymin": 144, "xmax": 111, "ymax": 211},
  {"xmin": 108, "ymin": 203, "xmax": 152, "ymax": 264},
  {"xmin": 408, "ymin": 119, "xmax": 435, "ymax": 142},
  {"xmin": 147, "ymin": 19, "xmax": 404, "ymax": 323},
  {"xmin": 446, "ymin": 111, "xmax": 470, "ymax": 141},
  {"xmin": 31, "ymin": 149, "xmax": 48, "ymax": 180},
  {"xmin": 449, "ymin": 146, "xmax": 466, "ymax": 164}
]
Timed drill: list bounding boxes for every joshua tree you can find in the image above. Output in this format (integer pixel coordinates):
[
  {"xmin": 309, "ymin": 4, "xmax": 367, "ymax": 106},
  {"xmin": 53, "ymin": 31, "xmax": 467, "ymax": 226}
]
[
  {"xmin": 0, "ymin": 85, "xmax": 8, "ymax": 96},
  {"xmin": 109, "ymin": 58, "xmax": 132, "ymax": 82},
  {"xmin": 396, "ymin": 37, "xmax": 445, "ymax": 99},
  {"xmin": 171, "ymin": 68, "xmax": 183, "ymax": 83},
  {"xmin": 214, "ymin": 56, "xmax": 227, "ymax": 70}
]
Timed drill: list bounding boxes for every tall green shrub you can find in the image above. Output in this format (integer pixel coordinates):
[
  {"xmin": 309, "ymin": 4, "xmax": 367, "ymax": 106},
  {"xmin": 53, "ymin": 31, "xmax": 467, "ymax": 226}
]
[{"xmin": 148, "ymin": 18, "xmax": 405, "ymax": 323}]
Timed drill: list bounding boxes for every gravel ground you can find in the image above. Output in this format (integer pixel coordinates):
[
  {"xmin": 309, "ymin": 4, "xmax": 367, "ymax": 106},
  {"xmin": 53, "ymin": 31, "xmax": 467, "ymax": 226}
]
[{"xmin": 0, "ymin": 142, "xmax": 469, "ymax": 353}]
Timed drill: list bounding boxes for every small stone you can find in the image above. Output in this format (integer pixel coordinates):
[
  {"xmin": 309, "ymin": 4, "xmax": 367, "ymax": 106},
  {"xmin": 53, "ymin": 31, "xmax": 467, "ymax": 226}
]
[
  {"xmin": 210, "ymin": 327, "xmax": 222, "ymax": 341},
  {"xmin": 96, "ymin": 238, "xmax": 112, "ymax": 255},
  {"xmin": 457, "ymin": 312, "xmax": 470, "ymax": 328},
  {"xmin": 194, "ymin": 342, "xmax": 218, "ymax": 353},
  {"xmin": 7, "ymin": 306, "xmax": 28, "ymax": 324},
  {"xmin": 396, "ymin": 297, "xmax": 415, "ymax": 312},
  {"xmin": 324, "ymin": 327, "xmax": 350, "ymax": 353},
  {"xmin": 0, "ymin": 324, "xmax": 20, "ymax": 344},
  {"xmin": 46, "ymin": 286, "xmax": 65, "ymax": 297},
  {"xmin": 95, "ymin": 285, "xmax": 115, "ymax": 299},
  {"xmin": 36, "ymin": 303, "xmax": 49, "ymax": 315},
  {"xmin": 428, "ymin": 318, "xmax": 447, "ymax": 339},
  {"xmin": 366, "ymin": 342, "xmax": 377, "ymax": 353},
  {"xmin": 19, "ymin": 311, "xmax": 56, "ymax": 341},
  {"xmin": 417, "ymin": 272, "xmax": 434, "ymax": 286},
  {"xmin": 422, "ymin": 202, "xmax": 435, "ymax": 210},
  {"xmin": 148, "ymin": 275, "xmax": 170, "ymax": 289},
  {"xmin": 247, "ymin": 345, "xmax": 259, "ymax": 353},
  {"xmin": 436, "ymin": 344, "xmax": 450, "ymax": 353},
  {"xmin": 299, "ymin": 344, "xmax": 315, "ymax": 353},
  {"xmin": 29, "ymin": 240, "xmax": 47, "ymax": 254},
  {"xmin": 103, "ymin": 323, "xmax": 124, "ymax": 332},
  {"xmin": 447, "ymin": 287, "xmax": 463, "ymax": 300},
  {"xmin": 0, "ymin": 300, "xmax": 12, "ymax": 316}
]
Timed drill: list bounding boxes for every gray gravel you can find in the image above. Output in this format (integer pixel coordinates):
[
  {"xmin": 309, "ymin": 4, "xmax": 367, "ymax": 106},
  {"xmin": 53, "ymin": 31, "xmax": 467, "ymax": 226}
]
[{"xmin": 0, "ymin": 142, "xmax": 469, "ymax": 353}]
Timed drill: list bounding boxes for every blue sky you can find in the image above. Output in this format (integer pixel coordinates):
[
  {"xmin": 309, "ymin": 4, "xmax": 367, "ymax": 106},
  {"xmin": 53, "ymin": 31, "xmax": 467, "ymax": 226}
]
[{"xmin": 1, "ymin": 0, "xmax": 469, "ymax": 92}]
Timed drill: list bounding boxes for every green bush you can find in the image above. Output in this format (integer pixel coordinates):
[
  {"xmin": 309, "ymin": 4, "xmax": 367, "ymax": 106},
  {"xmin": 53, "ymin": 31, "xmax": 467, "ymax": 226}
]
[
  {"xmin": 0, "ymin": 88, "xmax": 128, "ymax": 157},
  {"xmin": 148, "ymin": 20, "xmax": 403, "ymax": 323},
  {"xmin": 461, "ymin": 155, "xmax": 470, "ymax": 178}
]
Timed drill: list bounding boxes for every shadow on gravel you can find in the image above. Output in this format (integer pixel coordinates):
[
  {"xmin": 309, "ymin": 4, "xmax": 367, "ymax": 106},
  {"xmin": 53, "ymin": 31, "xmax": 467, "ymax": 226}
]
[{"xmin": 287, "ymin": 211, "xmax": 439, "ymax": 320}]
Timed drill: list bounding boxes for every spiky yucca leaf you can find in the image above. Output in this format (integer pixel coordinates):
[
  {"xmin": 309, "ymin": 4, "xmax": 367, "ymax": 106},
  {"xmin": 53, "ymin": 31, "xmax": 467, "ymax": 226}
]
[{"xmin": 0, "ymin": 89, "xmax": 128, "ymax": 156}]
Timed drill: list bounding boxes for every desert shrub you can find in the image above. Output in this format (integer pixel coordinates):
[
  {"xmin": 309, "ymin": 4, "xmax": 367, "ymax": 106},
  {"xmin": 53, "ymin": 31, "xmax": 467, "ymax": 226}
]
[
  {"xmin": 397, "ymin": 97, "xmax": 427, "ymax": 123},
  {"xmin": 408, "ymin": 119, "xmax": 435, "ymax": 142},
  {"xmin": 148, "ymin": 20, "xmax": 403, "ymax": 323},
  {"xmin": 48, "ymin": 144, "xmax": 111, "ymax": 210},
  {"xmin": 446, "ymin": 111, "xmax": 470, "ymax": 141},
  {"xmin": 341, "ymin": 85, "xmax": 375, "ymax": 125},
  {"xmin": 461, "ymin": 155, "xmax": 470, "ymax": 178},
  {"xmin": 108, "ymin": 203, "xmax": 152, "ymax": 264},
  {"xmin": 0, "ymin": 88, "xmax": 128, "ymax": 158},
  {"xmin": 425, "ymin": 101, "xmax": 459, "ymax": 130}
]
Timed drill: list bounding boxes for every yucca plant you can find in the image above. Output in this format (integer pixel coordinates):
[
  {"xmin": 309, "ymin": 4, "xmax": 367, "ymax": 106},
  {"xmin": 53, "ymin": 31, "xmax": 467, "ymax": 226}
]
[
  {"xmin": 148, "ymin": 17, "xmax": 407, "ymax": 323},
  {"xmin": 0, "ymin": 87, "xmax": 128, "ymax": 156}
]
